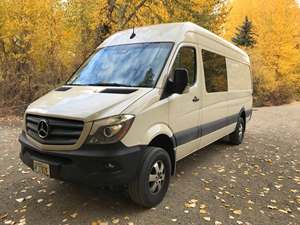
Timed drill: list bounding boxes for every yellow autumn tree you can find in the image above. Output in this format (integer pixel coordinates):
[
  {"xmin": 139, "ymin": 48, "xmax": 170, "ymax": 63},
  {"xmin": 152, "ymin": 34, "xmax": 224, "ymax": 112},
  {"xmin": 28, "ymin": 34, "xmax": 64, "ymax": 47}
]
[
  {"xmin": 225, "ymin": 0, "xmax": 300, "ymax": 105},
  {"xmin": 0, "ymin": 0, "xmax": 228, "ymax": 114},
  {"xmin": 0, "ymin": 0, "xmax": 76, "ymax": 106}
]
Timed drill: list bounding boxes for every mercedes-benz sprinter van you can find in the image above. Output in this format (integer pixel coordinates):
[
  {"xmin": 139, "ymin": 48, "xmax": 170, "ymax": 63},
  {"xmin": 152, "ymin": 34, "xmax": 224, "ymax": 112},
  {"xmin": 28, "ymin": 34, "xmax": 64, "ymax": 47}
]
[{"xmin": 19, "ymin": 22, "xmax": 252, "ymax": 208}]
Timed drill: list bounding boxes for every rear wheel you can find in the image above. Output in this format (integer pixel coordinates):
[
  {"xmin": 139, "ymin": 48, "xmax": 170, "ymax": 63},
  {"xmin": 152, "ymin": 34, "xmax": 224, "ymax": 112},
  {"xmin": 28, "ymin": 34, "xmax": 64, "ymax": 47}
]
[
  {"xmin": 229, "ymin": 116, "xmax": 245, "ymax": 145},
  {"xmin": 128, "ymin": 147, "xmax": 171, "ymax": 208}
]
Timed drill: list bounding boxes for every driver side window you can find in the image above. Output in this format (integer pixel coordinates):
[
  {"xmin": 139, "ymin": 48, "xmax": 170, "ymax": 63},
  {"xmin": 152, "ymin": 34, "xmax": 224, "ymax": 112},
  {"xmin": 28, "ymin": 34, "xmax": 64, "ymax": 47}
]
[{"xmin": 171, "ymin": 47, "xmax": 197, "ymax": 86}]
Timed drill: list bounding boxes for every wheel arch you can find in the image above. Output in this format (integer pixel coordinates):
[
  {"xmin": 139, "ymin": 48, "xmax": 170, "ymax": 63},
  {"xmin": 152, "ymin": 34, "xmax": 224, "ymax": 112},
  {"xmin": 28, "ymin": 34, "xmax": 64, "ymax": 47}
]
[
  {"xmin": 148, "ymin": 134, "xmax": 176, "ymax": 176},
  {"xmin": 239, "ymin": 107, "xmax": 246, "ymax": 129}
]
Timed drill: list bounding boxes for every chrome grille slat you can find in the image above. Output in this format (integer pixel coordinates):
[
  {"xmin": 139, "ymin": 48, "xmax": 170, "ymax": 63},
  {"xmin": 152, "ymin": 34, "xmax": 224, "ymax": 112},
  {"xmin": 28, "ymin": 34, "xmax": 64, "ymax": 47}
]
[
  {"xmin": 50, "ymin": 128, "xmax": 82, "ymax": 137},
  {"xmin": 26, "ymin": 122, "xmax": 38, "ymax": 132},
  {"xmin": 27, "ymin": 116, "xmax": 40, "ymax": 124},
  {"xmin": 47, "ymin": 119, "xmax": 84, "ymax": 129},
  {"xmin": 26, "ymin": 114, "xmax": 84, "ymax": 145}
]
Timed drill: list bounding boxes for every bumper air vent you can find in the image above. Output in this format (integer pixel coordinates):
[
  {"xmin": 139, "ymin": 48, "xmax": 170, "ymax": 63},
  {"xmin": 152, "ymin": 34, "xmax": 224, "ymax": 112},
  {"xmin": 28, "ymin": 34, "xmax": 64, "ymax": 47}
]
[
  {"xmin": 55, "ymin": 87, "xmax": 72, "ymax": 92},
  {"xmin": 100, "ymin": 88, "xmax": 137, "ymax": 94}
]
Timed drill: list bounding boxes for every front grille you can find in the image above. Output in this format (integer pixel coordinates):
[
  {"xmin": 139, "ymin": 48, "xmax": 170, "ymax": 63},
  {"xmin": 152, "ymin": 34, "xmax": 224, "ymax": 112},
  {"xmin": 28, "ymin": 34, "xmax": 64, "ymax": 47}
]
[{"xmin": 26, "ymin": 114, "xmax": 84, "ymax": 145}]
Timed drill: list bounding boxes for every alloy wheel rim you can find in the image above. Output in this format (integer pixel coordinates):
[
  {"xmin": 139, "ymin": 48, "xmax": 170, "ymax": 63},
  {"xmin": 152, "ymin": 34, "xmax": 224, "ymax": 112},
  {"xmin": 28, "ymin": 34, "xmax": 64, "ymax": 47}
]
[
  {"xmin": 148, "ymin": 160, "xmax": 165, "ymax": 194},
  {"xmin": 238, "ymin": 123, "xmax": 244, "ymax": 140}
]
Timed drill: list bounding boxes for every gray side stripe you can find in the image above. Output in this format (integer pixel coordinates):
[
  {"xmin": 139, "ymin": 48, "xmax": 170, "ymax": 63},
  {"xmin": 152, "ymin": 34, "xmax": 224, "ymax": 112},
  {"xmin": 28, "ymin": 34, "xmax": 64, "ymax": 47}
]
[
  {"xmin": 174, "ymin": 109, "xmax": 252, "ymax": 147},
  {"xmin": 174, "ymin": 127, "xmax": 199, "ymax": 146}
]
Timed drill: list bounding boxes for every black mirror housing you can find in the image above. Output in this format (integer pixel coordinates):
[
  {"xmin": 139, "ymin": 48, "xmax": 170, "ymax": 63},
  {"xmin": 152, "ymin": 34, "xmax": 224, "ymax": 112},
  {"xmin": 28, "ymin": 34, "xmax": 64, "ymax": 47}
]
[{"xmin": 172, "ymin": 69, "xmax": 188, "ymax": 94}]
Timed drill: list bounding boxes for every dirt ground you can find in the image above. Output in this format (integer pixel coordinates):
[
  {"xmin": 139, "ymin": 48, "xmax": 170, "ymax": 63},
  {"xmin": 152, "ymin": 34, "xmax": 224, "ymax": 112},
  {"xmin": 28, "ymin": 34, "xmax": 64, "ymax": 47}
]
[{"xmin": 0, "ymin": 103, "xmax": 299, "ymax": 225}]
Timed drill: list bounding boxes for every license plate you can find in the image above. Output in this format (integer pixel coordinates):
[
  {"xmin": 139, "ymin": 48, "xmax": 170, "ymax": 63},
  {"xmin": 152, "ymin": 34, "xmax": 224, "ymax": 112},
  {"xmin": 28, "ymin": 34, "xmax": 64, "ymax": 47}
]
[{"xmin": 33, "ymin": 160, "xmax": 50, "ymax": 177}]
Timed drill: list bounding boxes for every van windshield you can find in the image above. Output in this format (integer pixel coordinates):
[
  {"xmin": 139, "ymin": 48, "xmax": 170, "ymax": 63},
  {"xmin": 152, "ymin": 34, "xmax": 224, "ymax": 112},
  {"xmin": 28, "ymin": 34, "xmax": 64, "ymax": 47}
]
[{"xmin": 67, "ymin": 42, "xmax": 173, "ymax": 88}]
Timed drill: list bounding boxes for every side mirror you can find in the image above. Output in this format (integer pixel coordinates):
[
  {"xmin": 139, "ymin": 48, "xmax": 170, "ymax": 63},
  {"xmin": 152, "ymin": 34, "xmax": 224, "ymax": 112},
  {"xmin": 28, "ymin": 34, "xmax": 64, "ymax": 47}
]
[{"xmin": 172, "ymin": 69, "xmax": 188, "ymax": 94}]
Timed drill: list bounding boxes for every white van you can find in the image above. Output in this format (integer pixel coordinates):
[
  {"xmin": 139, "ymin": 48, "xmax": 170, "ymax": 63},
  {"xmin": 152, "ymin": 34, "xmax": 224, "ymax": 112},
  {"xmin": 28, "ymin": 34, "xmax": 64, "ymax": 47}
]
[{"xmin": 19, "ymin": 22, "xmax": 252, "ymax": 207}]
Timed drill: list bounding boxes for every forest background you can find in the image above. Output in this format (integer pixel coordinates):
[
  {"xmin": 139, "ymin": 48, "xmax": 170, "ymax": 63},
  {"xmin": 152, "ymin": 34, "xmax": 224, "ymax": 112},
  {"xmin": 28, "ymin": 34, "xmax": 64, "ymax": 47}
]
[{"xmin": 0, "ymin": 0, "xmax": 299, "ymax": 115}]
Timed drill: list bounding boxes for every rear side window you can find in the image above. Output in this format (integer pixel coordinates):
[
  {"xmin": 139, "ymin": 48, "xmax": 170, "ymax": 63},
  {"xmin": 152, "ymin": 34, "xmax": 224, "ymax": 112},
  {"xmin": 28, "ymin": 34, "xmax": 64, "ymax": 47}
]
[
  {"xmin": 172, "ymin": 47, "xmax": 197, "ymax": 86},
  {"xmin": 202, "ymin": 50, "xmax": 228, "ymax": 93}
]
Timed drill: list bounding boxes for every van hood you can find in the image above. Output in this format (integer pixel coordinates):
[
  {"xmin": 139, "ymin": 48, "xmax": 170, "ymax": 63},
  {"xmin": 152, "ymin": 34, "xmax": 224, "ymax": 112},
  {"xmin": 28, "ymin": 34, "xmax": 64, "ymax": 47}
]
[{"xmin": 26, "ymin": 86, "xmax": 152, "ymax": 121}]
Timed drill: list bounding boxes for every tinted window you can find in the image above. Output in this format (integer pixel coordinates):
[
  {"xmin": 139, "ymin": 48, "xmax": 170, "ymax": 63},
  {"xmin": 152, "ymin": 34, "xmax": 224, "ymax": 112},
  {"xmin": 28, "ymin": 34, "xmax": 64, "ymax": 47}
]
[
  {"xmin": 67, "ymin": 42, "xmax": 173, "ymax": 88},
  {"xmin": 202, "ymin": 50, "xmax": 228, "ymax": 92},
  {"xmin": 172, "ymin": 47, "xmax": 197, "ymax": 86}
]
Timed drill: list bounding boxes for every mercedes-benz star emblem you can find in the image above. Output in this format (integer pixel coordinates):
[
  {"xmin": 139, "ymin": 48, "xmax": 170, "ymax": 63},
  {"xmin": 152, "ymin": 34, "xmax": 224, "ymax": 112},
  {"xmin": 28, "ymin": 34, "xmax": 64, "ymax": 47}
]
[{"xmin": 37, "ymin": 119, "xmax": 49, "ymax": 139}]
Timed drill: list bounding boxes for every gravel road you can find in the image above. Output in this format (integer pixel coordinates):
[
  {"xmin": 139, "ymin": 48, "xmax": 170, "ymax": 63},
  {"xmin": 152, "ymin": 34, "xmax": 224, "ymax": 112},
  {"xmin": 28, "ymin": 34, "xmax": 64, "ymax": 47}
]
[{"xmin": 0, "ymin": 103, "xmax": 299, "ymax": 225}]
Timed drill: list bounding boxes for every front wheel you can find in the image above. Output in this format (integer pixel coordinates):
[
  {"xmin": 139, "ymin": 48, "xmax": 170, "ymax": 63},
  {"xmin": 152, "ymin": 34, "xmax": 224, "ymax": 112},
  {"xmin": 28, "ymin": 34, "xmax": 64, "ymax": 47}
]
[
  {"xmin": 128, "ymin": 147, "xmax": 171, "ymax": 208},
  {"xmin": 229, "ymin": 116, "xmax": 245, "ymax": 145}
]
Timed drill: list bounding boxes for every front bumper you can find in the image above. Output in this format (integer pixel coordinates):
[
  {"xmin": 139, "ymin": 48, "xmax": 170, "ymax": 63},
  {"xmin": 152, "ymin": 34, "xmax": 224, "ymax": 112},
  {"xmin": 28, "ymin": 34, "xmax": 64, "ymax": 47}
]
[{"xmin": 19, "ymin": 132, "xmax": 145, "ymax": 186}]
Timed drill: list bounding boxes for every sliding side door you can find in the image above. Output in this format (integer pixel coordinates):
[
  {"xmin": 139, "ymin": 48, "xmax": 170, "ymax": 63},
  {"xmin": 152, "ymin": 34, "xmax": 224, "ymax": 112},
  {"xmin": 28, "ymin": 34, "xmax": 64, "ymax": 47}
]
[{"xmin": 199, "ymin": 49, "xmax": 230, "ymax": 147}]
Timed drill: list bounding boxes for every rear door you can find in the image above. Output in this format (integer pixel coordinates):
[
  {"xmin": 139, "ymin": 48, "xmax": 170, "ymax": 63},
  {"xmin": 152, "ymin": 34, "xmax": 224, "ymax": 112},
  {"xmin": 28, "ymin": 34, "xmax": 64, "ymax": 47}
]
[{"xmin": 167, "ymin": 44, "xmax": 201, "ymax": 160}]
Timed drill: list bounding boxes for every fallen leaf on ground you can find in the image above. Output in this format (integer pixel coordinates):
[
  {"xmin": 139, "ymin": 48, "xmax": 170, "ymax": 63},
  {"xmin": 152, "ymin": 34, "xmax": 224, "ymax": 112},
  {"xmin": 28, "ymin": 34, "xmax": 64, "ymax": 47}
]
[
  {"xmin": 70, "ymin": 213, "xmax": 78, "ymax": 218},
  {"xmin": 200, "ymin": 209, "xmax": 207, "ymax": 214},
  {"xmin": 112, "ymin": 218, "xmax": 119, "ymax": 224},
  {"xmin": 233, "ymin": 209, "xmax": 242, "ymax": 215},
  {"xmin": 199, "ymin": 204, "xmax": 206, "ymax": 209},
  {"xmin": 16, "ymin": 198, "xmax": 25, "ymax": 203},
  {"xmin": 0, "ymin": 213, "xmax": 8, "ymax": 220},
  {"xmin": 267, "ymin": 205, "xmax": 277, "ymax": 209},
  {"xmin": 203, "ymin": 217, "xmax": 211, "ymax": 221},
  {"xmin": 37, "ymin": 199, "xmax": 44, "ymax": 203},
  {"xmin": 49, "ymin": 190, "xmax": 56, "ymax": 195},
  {"xmin": 46, "ymin": 203, "xmax": 53, "ymax": 207},
  {"xmin": 185, "ymin": 199, "xmax": 198, "ymax": 208}
]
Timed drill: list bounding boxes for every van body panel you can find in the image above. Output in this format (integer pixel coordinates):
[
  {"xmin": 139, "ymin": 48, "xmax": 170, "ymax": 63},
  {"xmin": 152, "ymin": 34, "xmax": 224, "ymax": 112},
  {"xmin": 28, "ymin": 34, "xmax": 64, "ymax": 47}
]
[
  {"xmin": 199, "ymin": 93, "xmax": 230, "ymax": 147},
  {"xmin": 227, "ymin": 59, "xmax": 252, "ymax": 90},
  {"xmin": 100, "ymin": 22, "xmax": 249, "ymax": 65},
  {"xmin": 166, "ymin": 42, "xmax": 201, "ymax": 158},
  {"xmin": 185, "ymin": 32, "xmax": 249, "ymax": 65},
  {"xmin": 26, "ymin": 86, "xmax": 152, "ymax": 122},
  {"xmin": 122, "ymin": 89, "xmax": 171, "ymax": 147},
  {"xmin": 176, "ymin": 138, "xmax": 201, "ymax": 161},
  {"xmin": 227, "ymin": 58, "xmax": 253, "ymax": 120},
  {"xmin": 19, "ymin": 22, "xmax": 253, "ymax": 196}
]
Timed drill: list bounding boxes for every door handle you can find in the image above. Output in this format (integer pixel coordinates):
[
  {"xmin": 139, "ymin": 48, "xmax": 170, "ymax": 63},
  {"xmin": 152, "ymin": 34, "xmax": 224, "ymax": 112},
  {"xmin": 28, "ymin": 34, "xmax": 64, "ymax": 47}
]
[{"xmin": 192, "ymin": 96, "xmax": 199, "ymax": 102}]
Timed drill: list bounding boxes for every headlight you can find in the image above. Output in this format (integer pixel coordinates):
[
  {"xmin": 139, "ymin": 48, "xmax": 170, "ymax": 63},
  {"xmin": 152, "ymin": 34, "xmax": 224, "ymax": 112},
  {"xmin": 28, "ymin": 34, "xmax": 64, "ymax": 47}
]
[{"xmin": 87, "ymin": 114, "xmax": 135, "ymax": 144}]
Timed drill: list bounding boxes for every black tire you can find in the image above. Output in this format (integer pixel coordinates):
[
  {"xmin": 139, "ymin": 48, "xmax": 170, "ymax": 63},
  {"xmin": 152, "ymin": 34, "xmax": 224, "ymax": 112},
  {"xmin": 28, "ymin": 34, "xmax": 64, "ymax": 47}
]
[
  {"xmin": 128, "ymin": 147, "xmax": 171, "ymax": 208},
  {"xmin": 229, "ymin": 116, "xmax": 245, "ymax": 145}
]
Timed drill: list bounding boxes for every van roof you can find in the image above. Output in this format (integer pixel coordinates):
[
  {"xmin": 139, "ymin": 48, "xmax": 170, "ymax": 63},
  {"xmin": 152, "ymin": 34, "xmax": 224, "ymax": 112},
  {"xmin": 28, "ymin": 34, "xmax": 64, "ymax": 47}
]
[{"xmin": 99, "ymin": 22, "xmax": 250, "ymax": 64}]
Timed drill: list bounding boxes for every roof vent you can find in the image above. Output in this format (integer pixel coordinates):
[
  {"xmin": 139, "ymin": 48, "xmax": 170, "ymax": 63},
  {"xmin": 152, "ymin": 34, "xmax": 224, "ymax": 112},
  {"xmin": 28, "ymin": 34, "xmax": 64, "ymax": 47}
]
[{"xmin": 100, "ymin": 88, "xmax": 137, "ymax": 94}]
